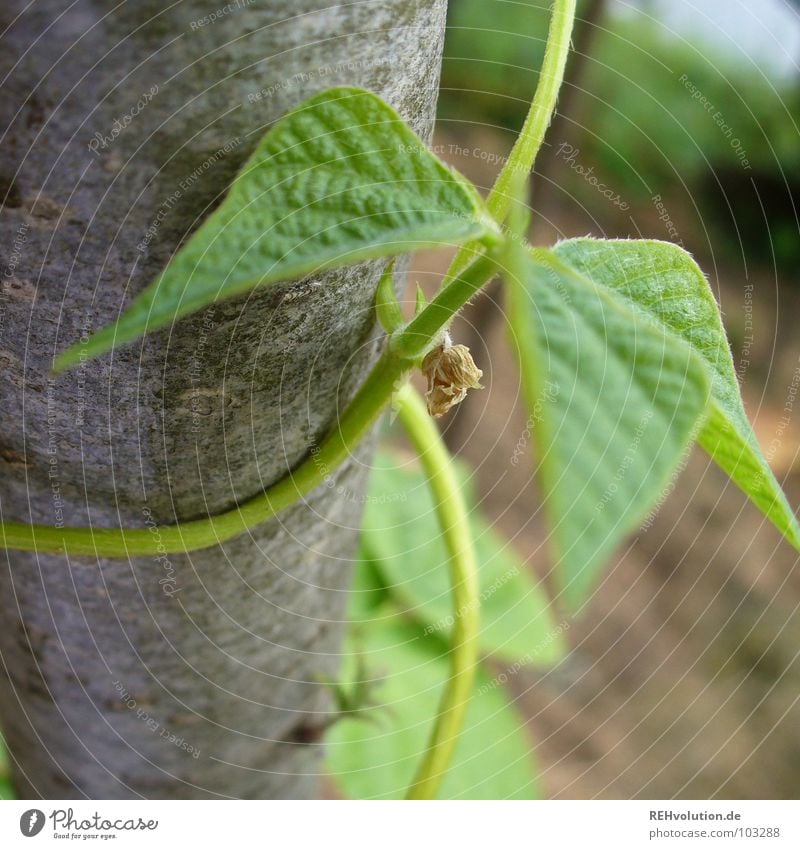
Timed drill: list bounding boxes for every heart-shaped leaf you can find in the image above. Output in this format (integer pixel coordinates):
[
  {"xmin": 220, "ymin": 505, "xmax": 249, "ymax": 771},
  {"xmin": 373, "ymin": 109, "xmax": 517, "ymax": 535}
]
[
  {"xmin": 357, "ymin": 452, "xmax": 568, "ymax": 666},
  {"xmin": 326, "ymin": 616, "xmax": 540, "ymax": 799},
  {"xmin": 553, "ymin": 238, "xmax": 800, "ymax": 552},
  {"xmin": 56, "ymin": 87, "xmax": 493, "ymax": 370},
  {"xmin": 506, "ymin": 245, "xmax": 711, "ymax": 609}
]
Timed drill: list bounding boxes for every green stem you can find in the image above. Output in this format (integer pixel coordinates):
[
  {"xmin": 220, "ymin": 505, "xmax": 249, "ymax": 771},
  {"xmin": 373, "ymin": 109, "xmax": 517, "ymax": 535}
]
[
  {"xmin": 394, "ymin": 384, "xmax": 480, "ymax": 801},
  {"xmin": 443, "ymin": 0, "xmax": 576, "ymax": 282},
  {"xmin": 486, "ymin": 0, "xmax": 577, "ymax": 221},
  {"xmin": 392, "ymin": 252, "xmax": 500, "ymax": 360},
  {"xmin": 0, "ymin": 352, "xmax": 410, "ymax": 557},
  {"xmin": 1, "ymin": 251, "xmax": 505, "ymax": 558},
  {"xmin": 0, "ymin": 0, "xmax": 577, "ymax": 559}
]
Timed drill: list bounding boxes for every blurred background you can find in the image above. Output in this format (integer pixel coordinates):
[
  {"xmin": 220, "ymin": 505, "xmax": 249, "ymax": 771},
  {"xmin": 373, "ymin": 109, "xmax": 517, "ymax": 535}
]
[{"xmin": 409, "ymin": 0, "xmax": 800, "ymax": 798}]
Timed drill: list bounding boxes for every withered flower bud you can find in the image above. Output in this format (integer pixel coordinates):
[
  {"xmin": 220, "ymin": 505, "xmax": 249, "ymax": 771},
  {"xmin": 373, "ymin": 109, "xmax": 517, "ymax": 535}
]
[{"xmin": 421, "ymin": 341, "xmax": 483, "ymax": 418}]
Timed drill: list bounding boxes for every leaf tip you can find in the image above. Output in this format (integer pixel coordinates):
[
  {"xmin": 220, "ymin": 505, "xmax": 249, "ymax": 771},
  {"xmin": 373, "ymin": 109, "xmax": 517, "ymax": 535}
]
[
  {"xmin": 51, "ymin": 346, "xmax": 81, "ymax": 374},
  {"xmin": 52, "ymin": 324, "xmax": 119, "ymax": 373}
]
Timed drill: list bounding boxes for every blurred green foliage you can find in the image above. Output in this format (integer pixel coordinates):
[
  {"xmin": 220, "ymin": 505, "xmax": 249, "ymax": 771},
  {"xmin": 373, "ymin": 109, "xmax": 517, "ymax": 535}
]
[
  {"xmin": 443, "ymin": 0, "xmax": 799, "ymax": 182},
  {"xmin": 442, "ymin": 0, "xmax": 800, "ymax": 267},
  {"xmin": 0, "ymin": 736, "xmax": 14, "ymax": 799},
  {"xmin": 442, "ymin": 0, "xmax": 550, "ymax": 125},
  {"xmin": 326, "ymin": 450, "xmax": 568, "ymax": 798}
]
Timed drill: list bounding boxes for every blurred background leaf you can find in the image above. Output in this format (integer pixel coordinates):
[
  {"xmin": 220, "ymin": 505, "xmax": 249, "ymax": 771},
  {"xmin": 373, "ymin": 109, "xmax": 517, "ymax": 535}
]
[
  {"xmin": 0, "ymin": 736, "xmax": 14, "ymax": 800},
  {"xmin": 440, "ymin": 0, "xmax": 800, "ymax": 271},
  {"xmin": 357, "ymin": 451, "xmax": 569, "ymax": 664},
  {"xmin": 326, "ymin": 615, "xmax": 541, "ymax": 799},
  {"xmin": 326, "ymin": 448, "xmax": 567, "ymax": 798}
]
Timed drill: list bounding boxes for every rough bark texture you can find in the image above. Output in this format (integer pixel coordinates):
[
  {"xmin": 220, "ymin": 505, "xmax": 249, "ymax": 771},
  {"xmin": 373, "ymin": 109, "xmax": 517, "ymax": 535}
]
[{"xmin": 0, "ymin": 0, "xmax": 446, "ymax": 799}]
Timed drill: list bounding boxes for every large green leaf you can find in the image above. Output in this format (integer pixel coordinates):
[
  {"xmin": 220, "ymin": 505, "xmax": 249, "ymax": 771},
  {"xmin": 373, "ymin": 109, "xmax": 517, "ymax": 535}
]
[
  {"xmin": 326, "ymin": 616, "xmax": 539, "ymax": 799},
  {"xmin": 553, "ymin": 238, "xmax": 800, "ymax": 551},
  {"xmin": 56, "ymin": 87, "xmax": 492, "ymax": 369},
  {"xmin": 357, "ymin": 452, "xmax": 567, "ymax": 666},
  {"xmin": 506, "ymin": 246, "xmax": 711, "ymax": 610}
]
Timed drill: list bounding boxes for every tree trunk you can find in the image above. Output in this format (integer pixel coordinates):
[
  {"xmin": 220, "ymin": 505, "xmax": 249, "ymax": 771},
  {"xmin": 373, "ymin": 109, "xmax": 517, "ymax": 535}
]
[{"xmin": 0, "ymin": 0, "xmax": 445, "ymax": 799}]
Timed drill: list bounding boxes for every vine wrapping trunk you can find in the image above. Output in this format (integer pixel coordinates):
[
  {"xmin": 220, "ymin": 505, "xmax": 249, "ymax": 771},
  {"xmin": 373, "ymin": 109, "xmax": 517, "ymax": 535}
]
[{"xmin": 0, "ymin": 0, "xmax": 446, "ymax": 798}]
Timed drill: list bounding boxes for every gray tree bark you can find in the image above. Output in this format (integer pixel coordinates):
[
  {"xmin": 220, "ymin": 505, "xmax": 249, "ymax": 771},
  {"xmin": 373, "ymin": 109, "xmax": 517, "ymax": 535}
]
[{"xmin": 0, "ymin": 0, "xmax": 445, "ymax": 799}]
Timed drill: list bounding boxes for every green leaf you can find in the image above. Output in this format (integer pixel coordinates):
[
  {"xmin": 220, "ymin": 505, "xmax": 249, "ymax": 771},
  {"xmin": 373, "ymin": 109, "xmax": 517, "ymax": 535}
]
[
  {"xmin": 358, "ymin": 451, "xmax": 568, "ymax": 665},
  {"xmin": 552, "ymin": 238, "xmax": 800, "ymax": 552},
  {"xmin": 326, "ymin": 616, "xmax": 539, "ymax": 799},
  {"xmin": 374, "ymin": 260, "xmax": 403, "ymax": 333},
  {"xmin": 0, "ymin": 736, "xmax": 14, "ymax": 800},
  {"xmin": 349, "ymin": 544, "xmax": 392, "ymax": 620},
  {"xmin": 506, "ymin": 245, "xmax": 711, "ymax": 610},
  {"xmin": 56, "ymin": 87, "xmax": 493, "ymax": 370}
]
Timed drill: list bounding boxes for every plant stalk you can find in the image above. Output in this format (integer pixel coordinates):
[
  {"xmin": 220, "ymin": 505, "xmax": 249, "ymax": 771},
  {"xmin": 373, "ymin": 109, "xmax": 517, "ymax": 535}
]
[
  {"xmin": 0, "ymin": 0, "xmax": 579, "ymax": 558},
  {"xmin": 486, "ymin": 0, "xmax": 577, "ymax": 221},
  {"xmin": 0, "ymin": 352, "xmax": 410, "ymax": 557},
  {"xmin": 392, "ymin": 253, "xmax": 500, "ymax": 360},
  {"xmin": 0, "ymin": 253, "xmax": 503, "ymax": 558},
  {"xmin": 394, "ymin": 384, "xmax": 480, "ymax": 800},
  {"xmin": 443, "ymin": 0, "xmax": 577, "ymax": 283}
]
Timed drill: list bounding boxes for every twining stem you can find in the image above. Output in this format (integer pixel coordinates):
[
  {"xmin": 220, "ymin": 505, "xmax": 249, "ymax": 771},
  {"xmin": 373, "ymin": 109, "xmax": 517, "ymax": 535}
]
[
  {"xmin": 0, "ymin": 353, "xmax": 410, "ymax": 557},
  {"xmin": 442, "ymin": 0, "xmax": 577, "ymax": 282},
  {"xmin": 0, "ymin": 246, "xmax": 504, "ymax": 557},
  {"xmin": 0, "ymin": 1, "xmax": 578, "ymax": 558},
  {"xmin": 394, "ymin": 384, "xmax": 480, "ymax": 801},
  {"xmin": 392, "ymin": 252, "xmax": 500, "ymax": 360},
  {"xmin": 485, "ymin": 0, "xmax": 577, "ymax": 222}
]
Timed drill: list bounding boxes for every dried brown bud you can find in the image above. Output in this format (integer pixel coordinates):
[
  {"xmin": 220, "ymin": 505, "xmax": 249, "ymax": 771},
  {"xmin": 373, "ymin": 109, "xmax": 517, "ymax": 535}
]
[{"xmin": 421, "ymin": 341, "xmax": 483, "ymax": 418}]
